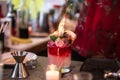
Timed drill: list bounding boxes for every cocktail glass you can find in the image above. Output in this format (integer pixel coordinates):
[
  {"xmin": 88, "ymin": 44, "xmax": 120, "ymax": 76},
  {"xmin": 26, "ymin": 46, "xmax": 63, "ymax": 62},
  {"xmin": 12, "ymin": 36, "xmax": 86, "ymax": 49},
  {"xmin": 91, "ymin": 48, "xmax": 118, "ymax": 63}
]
[{"xmin": 47, "ymin": 41, "xmax": 71, "ymax": 73}]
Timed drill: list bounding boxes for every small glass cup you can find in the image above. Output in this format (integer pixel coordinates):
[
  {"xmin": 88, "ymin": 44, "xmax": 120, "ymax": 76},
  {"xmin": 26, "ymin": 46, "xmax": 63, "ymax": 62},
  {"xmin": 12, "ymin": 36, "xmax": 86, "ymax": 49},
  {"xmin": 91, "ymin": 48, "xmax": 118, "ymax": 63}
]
[
  {"xmin": 46, "ymin": 64, "xmax": 60, "ymax": 80},
  {"xmin": 47, "ymin": 41, "xmax": 71, "ymax": 73},
  {"xmin": 73, "ymin": 72, "xmax": 93, "ymax": 80}
]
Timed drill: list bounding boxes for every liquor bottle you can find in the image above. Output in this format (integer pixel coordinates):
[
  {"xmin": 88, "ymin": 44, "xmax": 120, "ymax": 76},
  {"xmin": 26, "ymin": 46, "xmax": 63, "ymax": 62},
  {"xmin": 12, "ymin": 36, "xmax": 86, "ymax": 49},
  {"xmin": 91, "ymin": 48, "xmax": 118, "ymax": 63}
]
[
  {"xmin": 16, "ymin": 0, "xmax": 29, "ymax": 39},
  {"xmin": 36, "ymin": 12, "xmax": 41, "ymax": 32},
  {"xmin": 29, "ymin": 0, "xmax": 39, "ymax": 32},
  {"xmin": 6, "ymin": 0, "xmax": 16, "ymax": 36}
]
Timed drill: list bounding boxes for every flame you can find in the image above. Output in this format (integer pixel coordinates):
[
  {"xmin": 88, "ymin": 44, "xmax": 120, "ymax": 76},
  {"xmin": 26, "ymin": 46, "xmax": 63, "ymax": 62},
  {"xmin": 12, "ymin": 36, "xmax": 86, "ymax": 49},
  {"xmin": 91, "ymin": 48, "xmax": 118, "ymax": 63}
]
[
  {"xmin": 49, "ymin": 64, "xmax": 56, "ymax": 70},
  {"xmin": 58, "ymin": 17, "xmax": 65, "ymax": 36}
]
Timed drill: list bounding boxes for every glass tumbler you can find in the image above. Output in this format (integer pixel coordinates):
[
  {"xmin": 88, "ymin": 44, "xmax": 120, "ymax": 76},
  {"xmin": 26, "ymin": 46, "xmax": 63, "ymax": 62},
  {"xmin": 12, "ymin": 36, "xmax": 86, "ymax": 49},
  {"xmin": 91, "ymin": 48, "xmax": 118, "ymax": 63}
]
[
  {"xmin": 47, "ymin": 41, "xmax": 71, "ymax": 71},
  {"xmin": 73, "ymin": 72, "xmax": 93, "ymax": 80}
]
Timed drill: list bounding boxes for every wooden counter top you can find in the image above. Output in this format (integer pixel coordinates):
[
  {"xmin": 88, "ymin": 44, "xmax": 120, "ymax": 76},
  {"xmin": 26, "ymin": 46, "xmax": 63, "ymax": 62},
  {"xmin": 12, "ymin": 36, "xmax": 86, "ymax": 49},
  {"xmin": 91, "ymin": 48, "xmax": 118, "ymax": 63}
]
[
  {"xmin": 3, "ymin": 56, "xmax": 83, "ymax": 80},
  {"xmin": 10, "ymin": 36, "xmax": 50, "ymax": 53}
]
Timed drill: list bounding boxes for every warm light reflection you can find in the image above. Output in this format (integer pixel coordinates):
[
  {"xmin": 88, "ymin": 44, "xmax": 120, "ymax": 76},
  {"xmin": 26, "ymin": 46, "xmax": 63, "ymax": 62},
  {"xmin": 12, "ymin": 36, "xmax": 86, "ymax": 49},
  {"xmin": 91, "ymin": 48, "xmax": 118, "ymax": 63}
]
[
  {"xmin": 49, "ymin": 64, "xmax": 56, "ymax": 70},
  {"xmin": 28, "ymin": 26, "xmax": 33, "ymax": 33}
]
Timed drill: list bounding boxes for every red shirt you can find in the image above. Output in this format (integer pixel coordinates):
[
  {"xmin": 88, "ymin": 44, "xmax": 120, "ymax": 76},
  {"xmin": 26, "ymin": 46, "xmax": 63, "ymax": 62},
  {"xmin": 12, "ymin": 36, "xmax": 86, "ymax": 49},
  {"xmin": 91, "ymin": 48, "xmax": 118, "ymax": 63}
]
[{"xmin": 72, "ymin": 0, "xmax": 120, "ymax": 60}]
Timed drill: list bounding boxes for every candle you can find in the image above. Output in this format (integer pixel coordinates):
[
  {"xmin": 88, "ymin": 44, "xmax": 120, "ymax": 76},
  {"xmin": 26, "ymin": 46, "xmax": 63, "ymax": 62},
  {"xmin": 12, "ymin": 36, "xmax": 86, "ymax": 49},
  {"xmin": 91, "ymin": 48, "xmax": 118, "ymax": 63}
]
[{"xmin": 46, "ymin": 64, "xmax": 60, "ymax": 80}]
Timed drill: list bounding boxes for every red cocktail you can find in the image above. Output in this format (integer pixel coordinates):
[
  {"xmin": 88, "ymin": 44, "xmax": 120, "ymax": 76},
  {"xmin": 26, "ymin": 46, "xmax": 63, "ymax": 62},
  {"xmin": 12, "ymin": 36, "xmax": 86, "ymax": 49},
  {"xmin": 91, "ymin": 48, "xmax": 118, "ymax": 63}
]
[
  {"xmin": 47, "ymin": 41, "xmax": 71, "ymax": 68},
  {"xmin": 47, "ymin": 17, "xmax": 76, "ymax": 70}
]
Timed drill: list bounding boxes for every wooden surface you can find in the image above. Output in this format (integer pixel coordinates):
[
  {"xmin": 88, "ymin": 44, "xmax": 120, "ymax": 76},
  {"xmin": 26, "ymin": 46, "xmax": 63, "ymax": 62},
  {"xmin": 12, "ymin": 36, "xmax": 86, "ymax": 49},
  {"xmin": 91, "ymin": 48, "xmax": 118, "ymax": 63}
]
[
  {"xmin": 10, "ymin": 37, "xmax": 49, "ymax": 53},
  {"xmin": 3, "ymin": 56, "xmax": 83, "ymax": 80}
]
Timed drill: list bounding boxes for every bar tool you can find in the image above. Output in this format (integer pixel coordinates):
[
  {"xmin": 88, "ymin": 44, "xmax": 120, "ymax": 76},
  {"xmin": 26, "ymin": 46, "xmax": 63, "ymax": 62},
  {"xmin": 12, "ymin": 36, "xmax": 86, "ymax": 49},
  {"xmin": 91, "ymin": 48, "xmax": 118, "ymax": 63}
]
[{"xmin": 10, "ymin": 51, "xmax": 29, "ymax": 79}]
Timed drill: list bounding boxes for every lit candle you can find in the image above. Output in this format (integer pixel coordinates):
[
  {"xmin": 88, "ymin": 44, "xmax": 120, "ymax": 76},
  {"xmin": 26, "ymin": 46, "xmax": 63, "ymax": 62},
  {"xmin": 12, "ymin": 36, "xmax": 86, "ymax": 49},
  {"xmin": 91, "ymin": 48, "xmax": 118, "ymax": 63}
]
[{"xmin": 46, "ymin": 64, "xmax": 60, "ymax": 80}]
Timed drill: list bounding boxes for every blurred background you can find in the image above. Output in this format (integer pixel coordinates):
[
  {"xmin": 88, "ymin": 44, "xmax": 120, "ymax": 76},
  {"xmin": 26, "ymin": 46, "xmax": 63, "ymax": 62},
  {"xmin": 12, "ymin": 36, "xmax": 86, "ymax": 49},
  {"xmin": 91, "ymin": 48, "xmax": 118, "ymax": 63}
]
[
  {"xmin": 0, "ymin": 0, "xmax": 82, "ymax": 35},
  {"xmin": 0, "ymin": 0, "xmax": 84, "ymax": 59}
]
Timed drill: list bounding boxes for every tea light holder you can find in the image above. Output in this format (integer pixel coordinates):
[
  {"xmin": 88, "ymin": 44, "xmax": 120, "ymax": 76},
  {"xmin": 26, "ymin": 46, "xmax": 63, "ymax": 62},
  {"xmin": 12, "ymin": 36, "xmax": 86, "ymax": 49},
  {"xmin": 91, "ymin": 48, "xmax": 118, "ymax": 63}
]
[{"xmin": 46, "ymin": 64, "xmax": 60, "ymax": 80}]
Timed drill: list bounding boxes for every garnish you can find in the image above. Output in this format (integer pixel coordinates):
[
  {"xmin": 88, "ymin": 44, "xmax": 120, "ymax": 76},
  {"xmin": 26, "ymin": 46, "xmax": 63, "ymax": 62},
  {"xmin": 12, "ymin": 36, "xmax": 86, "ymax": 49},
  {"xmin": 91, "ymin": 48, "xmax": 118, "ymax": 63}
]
[
  {"xmin": 50, "ymin": 35, "xmax": 58, "ymax": 42},
  {"xmin": 55, "ymin": 38, "xmax": 64, "ymax": 47}
]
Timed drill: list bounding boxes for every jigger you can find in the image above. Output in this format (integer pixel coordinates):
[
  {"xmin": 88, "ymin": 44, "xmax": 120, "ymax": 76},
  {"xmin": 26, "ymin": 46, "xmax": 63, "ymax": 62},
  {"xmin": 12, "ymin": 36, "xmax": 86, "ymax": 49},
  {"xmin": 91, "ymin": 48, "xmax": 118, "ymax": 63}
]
[{"xmin": 10, "ymin": 51, "xmax": 29, "ymax": 79}]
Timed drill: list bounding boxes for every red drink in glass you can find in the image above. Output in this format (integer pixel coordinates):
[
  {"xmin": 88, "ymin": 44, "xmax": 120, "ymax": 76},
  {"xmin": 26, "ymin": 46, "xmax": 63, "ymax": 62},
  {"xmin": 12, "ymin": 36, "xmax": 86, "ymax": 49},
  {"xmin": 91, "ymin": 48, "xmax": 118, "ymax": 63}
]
[{"xmin": 47, "ymin": 41, "xmax": 71, "ymax": 68}]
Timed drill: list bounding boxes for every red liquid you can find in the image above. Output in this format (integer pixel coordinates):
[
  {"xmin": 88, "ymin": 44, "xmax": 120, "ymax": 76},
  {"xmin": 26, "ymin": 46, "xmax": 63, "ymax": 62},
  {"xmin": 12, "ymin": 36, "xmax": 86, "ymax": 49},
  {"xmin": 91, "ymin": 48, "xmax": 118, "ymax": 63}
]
[{"xmin": 47, "ymin": 41, "xmax": 71, "ymax": 67}]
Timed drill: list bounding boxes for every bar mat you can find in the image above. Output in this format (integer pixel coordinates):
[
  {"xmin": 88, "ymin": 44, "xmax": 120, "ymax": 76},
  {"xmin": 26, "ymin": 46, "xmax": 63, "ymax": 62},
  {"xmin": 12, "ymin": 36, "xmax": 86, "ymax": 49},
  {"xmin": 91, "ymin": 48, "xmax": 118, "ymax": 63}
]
[{"xmin": 80, "ymin": 58, "xmax": 120, "ymax": 80}]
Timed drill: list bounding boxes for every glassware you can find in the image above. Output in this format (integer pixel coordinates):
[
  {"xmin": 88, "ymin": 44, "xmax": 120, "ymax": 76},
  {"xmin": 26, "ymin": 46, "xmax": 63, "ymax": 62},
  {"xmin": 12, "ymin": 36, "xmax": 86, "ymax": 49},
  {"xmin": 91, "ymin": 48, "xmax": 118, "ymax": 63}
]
[
  {"xmin": 29, "ymin": 0, "xmax": 38, "ymax": 32},
  {"xmin": 47, "ymin": 11, "xmax": 76, "ymax": 74},
  {"xmin": 73, "ymin": 72, "xmax": 93, "ymax": 80},
  {"xmin": 16, "ymin": 0, "xmax": 29, "ymax": 39},
  {"xmin": 6, "ymin": 0, "xmax": 16, "ymax": 36},
  {"xmin": 46, "ymin": 64, "xmax": 60, "ymax": 80},
  {"xmin": 47, "ymin": 41, "xmax": 71, "ymax": 72}
]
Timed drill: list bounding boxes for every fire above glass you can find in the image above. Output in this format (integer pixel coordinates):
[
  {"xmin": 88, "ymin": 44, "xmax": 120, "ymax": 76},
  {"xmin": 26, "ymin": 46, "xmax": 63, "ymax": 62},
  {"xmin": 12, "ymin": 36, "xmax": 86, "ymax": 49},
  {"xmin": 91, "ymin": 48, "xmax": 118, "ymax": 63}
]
[{"xmin": 47, "ymin": 17, "xmax": 76, "ymax": 73}]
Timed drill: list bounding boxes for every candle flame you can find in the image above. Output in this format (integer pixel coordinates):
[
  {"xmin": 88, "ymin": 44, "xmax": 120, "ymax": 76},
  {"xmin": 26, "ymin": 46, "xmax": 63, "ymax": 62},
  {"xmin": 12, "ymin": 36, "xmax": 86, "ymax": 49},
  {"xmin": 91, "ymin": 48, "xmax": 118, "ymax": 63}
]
[
  {"xmin": 49, "ymin": 64, "xmax": 56, "ymax": 70},
  {"xmin": 58, "ymin": 17, "xmax": 65, "ymax": 36}
]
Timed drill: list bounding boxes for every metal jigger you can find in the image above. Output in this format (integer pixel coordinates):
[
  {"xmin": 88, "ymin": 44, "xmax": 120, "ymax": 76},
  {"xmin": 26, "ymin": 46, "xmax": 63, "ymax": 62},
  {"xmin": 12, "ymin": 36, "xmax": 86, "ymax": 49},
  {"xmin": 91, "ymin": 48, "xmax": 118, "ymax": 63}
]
[{"xmin": 10, "ymin": 51, "xmax": 29, "ymax": 79}]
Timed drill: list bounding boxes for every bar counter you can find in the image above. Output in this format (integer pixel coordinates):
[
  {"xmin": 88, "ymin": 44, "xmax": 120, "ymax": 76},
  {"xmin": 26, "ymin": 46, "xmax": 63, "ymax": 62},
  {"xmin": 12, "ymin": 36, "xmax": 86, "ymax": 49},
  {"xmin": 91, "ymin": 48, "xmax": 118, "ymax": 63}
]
[
  {"xmin": 10, "ymin": 36, "xmax": 50, "ymax": 54},
  {"xmin": 3, "ymin": 56, "xmax": 83, "ymax": 80}
]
